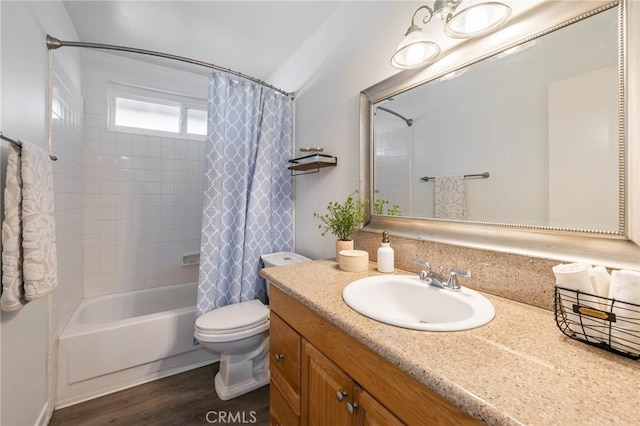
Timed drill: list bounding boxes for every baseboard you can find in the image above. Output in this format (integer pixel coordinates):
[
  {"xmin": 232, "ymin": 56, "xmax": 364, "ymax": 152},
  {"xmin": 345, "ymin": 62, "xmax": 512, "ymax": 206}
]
[{"xmin": 35, "ymin": 402, "xmax": 49, "ymax": 426}]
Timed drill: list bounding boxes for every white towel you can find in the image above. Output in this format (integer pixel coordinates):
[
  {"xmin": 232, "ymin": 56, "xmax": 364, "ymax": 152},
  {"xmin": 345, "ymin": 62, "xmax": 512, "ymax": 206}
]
[
  {"xmin": 608, "ymin": 270, "xmax": 640, "ymax": 356},
  {"xmin": 553, "ymin": 263, "xmax": 605, "ymax": 342},
  {"xmin": 434, "ymin": 176, "xmax": 467, "ymax": 220},
  {"xmin": 589, "ymin": 265, "xmax": 611, "ymax": 311},
  {"xmin": 1, "ymin": 142, "xmax": 58, "ymax": 311}
]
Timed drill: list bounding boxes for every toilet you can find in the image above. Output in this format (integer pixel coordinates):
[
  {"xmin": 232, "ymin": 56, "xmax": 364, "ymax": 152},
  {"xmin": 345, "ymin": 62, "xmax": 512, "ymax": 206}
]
[{"xmin": 194, "ymin": 251, "xmax": 311, "ymax": 400}]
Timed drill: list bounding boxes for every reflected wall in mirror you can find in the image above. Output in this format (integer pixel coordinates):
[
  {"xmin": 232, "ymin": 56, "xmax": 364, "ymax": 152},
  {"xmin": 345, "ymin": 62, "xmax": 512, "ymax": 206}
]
[{"xmin": 373, "ymin": 6, "xmax": 621, "ymax": 234}]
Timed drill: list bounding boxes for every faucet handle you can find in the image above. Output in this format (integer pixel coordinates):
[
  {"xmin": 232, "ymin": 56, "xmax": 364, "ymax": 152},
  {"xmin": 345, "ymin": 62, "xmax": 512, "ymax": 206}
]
[
  {"xmin": 412, "ymin": 259, "xmax": 431, "ymax": 282},
  {"xmin": 412, "ymin": 259, "xmax": 431, "ymax": 273},
  {"xmin": 446, "ymin": 269, "xmax": 471, "ymax": 291},
  {"xmin": 450, "ymin": 269, "xmax": 471, "ymax": 278}
]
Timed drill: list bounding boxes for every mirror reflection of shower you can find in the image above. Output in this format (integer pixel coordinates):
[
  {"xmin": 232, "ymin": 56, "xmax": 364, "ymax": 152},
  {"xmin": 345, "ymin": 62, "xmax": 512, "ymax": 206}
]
[
  {"xmin": 376, "ymin": 106, "xmax": 413, "ymax": 127},
  {"xmin": 373, "ymin": 104, "xmax": 413, "ymax": 217}
]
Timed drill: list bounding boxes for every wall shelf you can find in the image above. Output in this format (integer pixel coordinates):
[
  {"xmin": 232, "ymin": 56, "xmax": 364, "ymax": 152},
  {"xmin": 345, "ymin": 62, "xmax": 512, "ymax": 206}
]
[{"xmin": 288, "ymin": 153, "xmax": 337, "ymax": 176}]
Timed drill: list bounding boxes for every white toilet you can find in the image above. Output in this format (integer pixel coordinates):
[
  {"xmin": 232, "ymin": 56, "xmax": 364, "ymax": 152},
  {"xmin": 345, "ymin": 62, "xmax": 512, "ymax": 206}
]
[{"xmin": 194, "ymin": 251, "xmax": 311, "ymax": 400}]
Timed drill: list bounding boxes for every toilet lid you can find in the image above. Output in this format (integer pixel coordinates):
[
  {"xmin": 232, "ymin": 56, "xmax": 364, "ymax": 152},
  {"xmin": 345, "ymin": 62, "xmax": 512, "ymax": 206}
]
[{"xmin": 196, "ymin": 299, "xmax": 269, "ymax": 333}]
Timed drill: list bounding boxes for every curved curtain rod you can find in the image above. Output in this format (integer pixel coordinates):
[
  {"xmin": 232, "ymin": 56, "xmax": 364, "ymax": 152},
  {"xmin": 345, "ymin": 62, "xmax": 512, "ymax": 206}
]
[
  {"xmin": 376, "ymin": 106, "xmax": 413, "ymax": 127},
  {"xmin": 46, "ymin": 35, "xmax": 294, "ymax": 99}
]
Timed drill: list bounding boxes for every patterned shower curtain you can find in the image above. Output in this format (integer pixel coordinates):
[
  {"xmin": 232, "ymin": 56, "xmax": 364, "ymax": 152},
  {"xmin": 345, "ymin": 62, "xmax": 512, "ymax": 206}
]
[{"xmin": 197, "ymin": 71, "xmax": 293, "ymax": 317}]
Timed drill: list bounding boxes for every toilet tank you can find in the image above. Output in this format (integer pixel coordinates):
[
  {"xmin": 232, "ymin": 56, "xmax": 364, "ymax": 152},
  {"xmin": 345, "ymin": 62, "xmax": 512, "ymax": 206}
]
[
  {"xmin": 261, "ymin": 251, "xmax": 311, "ymax": 268},
  {"xmin": 261, "ymin": 252, "xmax": 311, "ymax": 299}
]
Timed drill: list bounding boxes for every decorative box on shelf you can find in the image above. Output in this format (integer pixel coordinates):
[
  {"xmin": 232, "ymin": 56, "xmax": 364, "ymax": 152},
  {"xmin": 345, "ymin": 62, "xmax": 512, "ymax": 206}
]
[{"xmin": 288, "ymin": 153, "xmax": 337, "ymax": 176}]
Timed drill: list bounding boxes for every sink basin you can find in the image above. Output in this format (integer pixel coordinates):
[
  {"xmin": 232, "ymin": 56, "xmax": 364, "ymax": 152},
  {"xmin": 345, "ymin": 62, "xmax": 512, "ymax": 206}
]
[{"xmin": 342, "ymin": 275, "xmax": 495, "ymax": 331}]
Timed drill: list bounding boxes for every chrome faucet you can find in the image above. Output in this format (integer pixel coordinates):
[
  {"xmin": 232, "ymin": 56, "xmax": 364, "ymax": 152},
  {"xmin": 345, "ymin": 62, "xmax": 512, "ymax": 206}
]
[{"xmin": 412, "ymin": 259, "xmax": 471, "ymax": 292}]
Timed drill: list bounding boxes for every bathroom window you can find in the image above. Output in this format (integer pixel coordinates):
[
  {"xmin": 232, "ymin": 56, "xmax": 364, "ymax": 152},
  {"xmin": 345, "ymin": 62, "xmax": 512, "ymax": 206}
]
[{"xmin": 109, "ymin": 83, "xmax": 207, "ymax": 137}]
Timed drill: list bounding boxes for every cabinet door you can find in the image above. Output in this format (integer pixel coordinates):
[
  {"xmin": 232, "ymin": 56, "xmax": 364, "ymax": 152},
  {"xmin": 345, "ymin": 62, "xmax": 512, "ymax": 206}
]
[
  {"xmin": 301, "ymin": 341, "xmax": 354, "ymax": 426},
  {"xmin": 354, "ymin": 386, "xmax": 405, "ymax": 426},
  {"xmin": 271, "ymin": 381, "xmax": 300, "ymax": 426},
  {"xmin": 270, "ymin": 312, "xmax": 301, "ymax": 411}
]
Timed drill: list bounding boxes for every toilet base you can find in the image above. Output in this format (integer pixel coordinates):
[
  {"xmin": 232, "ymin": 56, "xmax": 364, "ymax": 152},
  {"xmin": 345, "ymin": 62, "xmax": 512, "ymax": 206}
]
[
  {"xmin": 213, "ymin": 336, "xmax": 270, "ymax": 401},
  {"xmin": 214, "ymin": 369, "xmax": 269, "ymax": 401}
]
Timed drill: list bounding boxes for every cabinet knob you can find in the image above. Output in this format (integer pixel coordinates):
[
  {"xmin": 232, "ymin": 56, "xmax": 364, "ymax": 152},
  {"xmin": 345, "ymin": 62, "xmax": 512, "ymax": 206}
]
[
  {"xmin": 346, "ymin": 401, "xmax": 359, "ymax": 415},
  {"xmin": 274, "ymin": 353, "xmax": 284, "ymax": 361},
  {"xmin": 336, "ymin": 390, "xmax": 347, "ymax": 402}
]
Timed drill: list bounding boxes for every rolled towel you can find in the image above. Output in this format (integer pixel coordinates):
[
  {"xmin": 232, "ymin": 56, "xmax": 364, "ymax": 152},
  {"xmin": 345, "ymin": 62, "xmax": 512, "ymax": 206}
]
[
  {"xmin": 608, "ymin": 270, "xmax": 640, "ymax": 356},
  {"xmin": 553, "ymin": 262, "xmax": 593, "ymax": 293},
  {"xmin": 553, "ymin": 263, "xmax": 604, "ymax": 342},
  {"xmin": 589, "ymin": 265, "xmax": 611, "ymax": 310}
]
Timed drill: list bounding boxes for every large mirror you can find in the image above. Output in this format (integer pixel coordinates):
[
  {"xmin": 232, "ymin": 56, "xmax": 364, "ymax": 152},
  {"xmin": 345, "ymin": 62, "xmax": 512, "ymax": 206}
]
[
  {"xmin": 374, "ymin": 4, "xmax": 620, "ymax": 233},
  {"xmin": 360, "ymin": 0, "xmax": 640, "ymax": 269}
]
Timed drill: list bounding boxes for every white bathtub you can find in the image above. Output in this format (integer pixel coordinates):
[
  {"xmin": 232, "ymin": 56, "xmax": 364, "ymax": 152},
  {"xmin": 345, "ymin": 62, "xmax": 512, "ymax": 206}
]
[{"xmin": 56, "ymin": 282, "xmax": 218, "ymax": 408}]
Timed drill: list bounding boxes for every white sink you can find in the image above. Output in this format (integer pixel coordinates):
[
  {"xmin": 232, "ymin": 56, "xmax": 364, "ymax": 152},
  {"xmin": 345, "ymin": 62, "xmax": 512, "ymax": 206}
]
[{"xmin": 342, "ymin": 275, "xmax": 495, "ymax": 331}]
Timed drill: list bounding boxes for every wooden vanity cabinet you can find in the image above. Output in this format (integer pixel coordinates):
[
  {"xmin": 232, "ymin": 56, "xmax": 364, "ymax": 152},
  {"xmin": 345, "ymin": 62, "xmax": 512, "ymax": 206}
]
[
  {"xmin": 302, "ymin": 340, "xmax": 403, "ymax": 425},
  {"xmin": 269, "ymin": 285, "xmax": 480, "ymax": 426},
  {"xmin": 270, "ymin": 312, "xmax": 301, "ymax": 425}
]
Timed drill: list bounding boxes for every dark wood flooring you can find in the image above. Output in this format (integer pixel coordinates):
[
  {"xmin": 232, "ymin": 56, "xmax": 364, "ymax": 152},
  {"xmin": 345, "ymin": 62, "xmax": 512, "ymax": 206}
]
[{"xmin": 49, "ymin": 363, "xmax": 269, "ymax": 426}]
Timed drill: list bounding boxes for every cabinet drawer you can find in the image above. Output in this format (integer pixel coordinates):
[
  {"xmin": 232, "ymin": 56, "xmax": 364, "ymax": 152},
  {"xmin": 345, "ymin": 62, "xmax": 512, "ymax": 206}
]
[
  {"xmin": 270, "ymin": 381, "xmax": 300, "ymax": 426},
  {"xmin": 270, "ymin": 312, "xmax": 301, "ymax": 408}
]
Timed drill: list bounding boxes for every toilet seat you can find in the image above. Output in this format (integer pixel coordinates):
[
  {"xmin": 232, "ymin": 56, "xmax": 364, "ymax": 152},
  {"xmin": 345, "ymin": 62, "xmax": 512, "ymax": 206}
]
[{"xmin": 195, "ymin": 300, "xmax": 269, "ymax": 343}]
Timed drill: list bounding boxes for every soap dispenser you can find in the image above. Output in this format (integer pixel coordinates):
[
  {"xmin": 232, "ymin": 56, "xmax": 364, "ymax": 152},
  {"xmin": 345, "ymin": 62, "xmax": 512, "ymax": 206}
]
[{"xmin": 377, "ymin": 231, "xmax": 394, "ymax": 273}]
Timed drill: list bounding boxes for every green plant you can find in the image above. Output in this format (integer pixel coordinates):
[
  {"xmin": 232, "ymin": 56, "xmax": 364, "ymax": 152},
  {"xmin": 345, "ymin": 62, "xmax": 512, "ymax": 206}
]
[
  {"xmin": 314, "ymin": 190, "xmax": 367, "ymax": 241},
  {"xmin": 374, "ymin": 190, "xmax": 401, "ymax": 216}
]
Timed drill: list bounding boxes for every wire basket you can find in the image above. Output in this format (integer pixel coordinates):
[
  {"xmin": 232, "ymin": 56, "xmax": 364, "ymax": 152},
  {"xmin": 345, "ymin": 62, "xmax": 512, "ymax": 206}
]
[{"xmin": 554, "ymin": 286, "xmax": 640, "ymax": 360}]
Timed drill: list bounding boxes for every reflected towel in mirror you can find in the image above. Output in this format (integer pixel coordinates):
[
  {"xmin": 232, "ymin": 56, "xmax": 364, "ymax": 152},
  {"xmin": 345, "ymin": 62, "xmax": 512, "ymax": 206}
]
[{"xmin": 434, "ymin": 176, "xmax": 467, "ymax": 220}]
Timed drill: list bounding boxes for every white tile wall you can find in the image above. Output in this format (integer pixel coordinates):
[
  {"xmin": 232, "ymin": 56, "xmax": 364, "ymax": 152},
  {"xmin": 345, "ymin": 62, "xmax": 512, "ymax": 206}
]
[
  {"xmin": 50, "ymin": 56, "xmax": 85, "ymax": 339},
  {"xmin": 49, "ymin": 55, "xmax": 85, "ymax": 409},
  {"xmin": 83, "ymin": 101, "xmax": 205, "ymax": 297},
  {"xmin": 374, "ymin": 126, "xmax": 412, "ymax": 216}
]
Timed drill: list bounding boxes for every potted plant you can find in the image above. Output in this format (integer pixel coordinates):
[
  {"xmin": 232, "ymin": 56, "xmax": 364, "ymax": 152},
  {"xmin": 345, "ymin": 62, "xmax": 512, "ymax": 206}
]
[{"xmin": 314, "ymin": 190, "xmax": 367, "ymax": 260}]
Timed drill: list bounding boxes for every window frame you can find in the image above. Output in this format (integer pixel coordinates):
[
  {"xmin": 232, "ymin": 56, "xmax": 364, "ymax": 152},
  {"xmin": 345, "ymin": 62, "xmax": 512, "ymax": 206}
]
[{"xmin": 108, "ymin": 82, "xmax": 207, "ymax": 139}]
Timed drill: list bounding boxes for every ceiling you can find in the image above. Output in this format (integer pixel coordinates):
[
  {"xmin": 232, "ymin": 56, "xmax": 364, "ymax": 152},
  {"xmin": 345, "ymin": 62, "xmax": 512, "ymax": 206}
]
[{"xmin": 62, "ymin": 1, "xmax": 346, "ymax": 80}]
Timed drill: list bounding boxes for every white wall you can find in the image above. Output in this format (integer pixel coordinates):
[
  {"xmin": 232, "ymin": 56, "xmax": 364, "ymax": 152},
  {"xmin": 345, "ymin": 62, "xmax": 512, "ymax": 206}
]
[
  {"xmin": 548, "ymin": 67, "xmax": 618, "ymax": 231},
  {"xmin": 1, "ymin": 2, "xmax": 81, "ymax": 424},
  {"xmin": 269, "ymin": 1, "xmax": 424, "ymax": 260}
]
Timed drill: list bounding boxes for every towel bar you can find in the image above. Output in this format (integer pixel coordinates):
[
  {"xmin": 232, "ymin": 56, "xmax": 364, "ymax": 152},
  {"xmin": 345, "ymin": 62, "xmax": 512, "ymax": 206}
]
[{"xmin": 420, "ymin": 172, "xmax": 489, "ymax": 182}]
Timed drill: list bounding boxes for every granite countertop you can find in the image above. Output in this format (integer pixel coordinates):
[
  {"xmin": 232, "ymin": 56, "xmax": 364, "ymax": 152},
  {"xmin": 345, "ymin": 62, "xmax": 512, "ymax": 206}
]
[{"xmin": 260, "ymin": 259, "xmax": 640, "ymax": 426}]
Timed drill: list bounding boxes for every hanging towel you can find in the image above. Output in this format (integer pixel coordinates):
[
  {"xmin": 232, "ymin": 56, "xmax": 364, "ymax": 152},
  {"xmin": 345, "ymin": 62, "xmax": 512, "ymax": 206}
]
[
  {"xmin": 434, "ymin": 176, "xmax": 467, "ymax": 220},
  {"xmin": 1, "ymin": 142, "xmax": 58, "ymax": 311}
]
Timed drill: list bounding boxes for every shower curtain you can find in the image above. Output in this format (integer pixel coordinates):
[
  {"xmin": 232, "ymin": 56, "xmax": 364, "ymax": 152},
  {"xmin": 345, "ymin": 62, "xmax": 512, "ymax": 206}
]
[{"xmin": 197, "ymin": 71, "xmax": 293, "ymax": 317}]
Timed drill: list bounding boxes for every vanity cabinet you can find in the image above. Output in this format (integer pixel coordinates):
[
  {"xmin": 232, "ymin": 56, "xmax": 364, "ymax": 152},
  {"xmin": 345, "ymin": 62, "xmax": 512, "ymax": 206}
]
[
  {"xmin": 269, "ymin": 285, "xmax": 480, "ymax": 426},
  {"xmin": 302, "ymin": 340, "xmax": 403, "ymax": 425},
  {"xmin": 270, "ymin": 312, "xmax": 301, "ymax": 425}
]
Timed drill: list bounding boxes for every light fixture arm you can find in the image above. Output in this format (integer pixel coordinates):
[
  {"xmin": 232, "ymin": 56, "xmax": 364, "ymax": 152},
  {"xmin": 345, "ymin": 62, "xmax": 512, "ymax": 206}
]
[{"xmin": 408, "ymin": 5, "xmax": 436, "ymax": 33}]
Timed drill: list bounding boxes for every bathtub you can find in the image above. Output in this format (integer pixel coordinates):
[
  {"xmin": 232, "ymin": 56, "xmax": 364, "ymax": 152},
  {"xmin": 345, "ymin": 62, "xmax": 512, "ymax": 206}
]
[{"xmin": 56, "ymin": 282, "xmax": 218, "ymax": 408}]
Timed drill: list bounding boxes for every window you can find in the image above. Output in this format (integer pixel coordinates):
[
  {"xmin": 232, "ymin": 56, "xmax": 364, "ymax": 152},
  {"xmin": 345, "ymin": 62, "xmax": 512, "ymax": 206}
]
[
  {"xmin": 185, "ymin": 107, "xmax": 207, "ymax": 135},
  {"xmin": 109, "ymin": 83, "xmax": 207, "ymax": 137}
]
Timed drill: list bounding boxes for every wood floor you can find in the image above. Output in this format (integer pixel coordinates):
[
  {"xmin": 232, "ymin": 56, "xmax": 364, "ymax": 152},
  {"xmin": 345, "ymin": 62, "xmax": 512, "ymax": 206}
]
[{"xmin": 49, "ymin": 363, "xmax": 270, "ymax": 426}]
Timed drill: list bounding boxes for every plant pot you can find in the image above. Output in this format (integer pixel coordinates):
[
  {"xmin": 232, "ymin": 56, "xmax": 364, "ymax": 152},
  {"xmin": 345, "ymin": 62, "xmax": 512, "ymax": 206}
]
[{"xmin": 336, "ymin": 240, "xmax": 354, "ymax": 262}]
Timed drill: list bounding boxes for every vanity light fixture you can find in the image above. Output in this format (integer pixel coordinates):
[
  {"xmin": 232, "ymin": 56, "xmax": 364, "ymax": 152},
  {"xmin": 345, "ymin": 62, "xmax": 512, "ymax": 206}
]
[
  {"xmin": 390, "ymin": 5, "xmax": 441, "ymax": 70},
  {"xmin": 391, "ymin": 0, "xmax": 512, "ymax": 70}
]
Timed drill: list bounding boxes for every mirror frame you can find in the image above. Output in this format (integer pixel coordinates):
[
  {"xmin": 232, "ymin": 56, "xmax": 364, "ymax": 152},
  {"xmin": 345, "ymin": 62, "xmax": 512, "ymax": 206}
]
[{"xmin": 360, "ymin": 0, "xmax": 640, "ymax": 270}]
